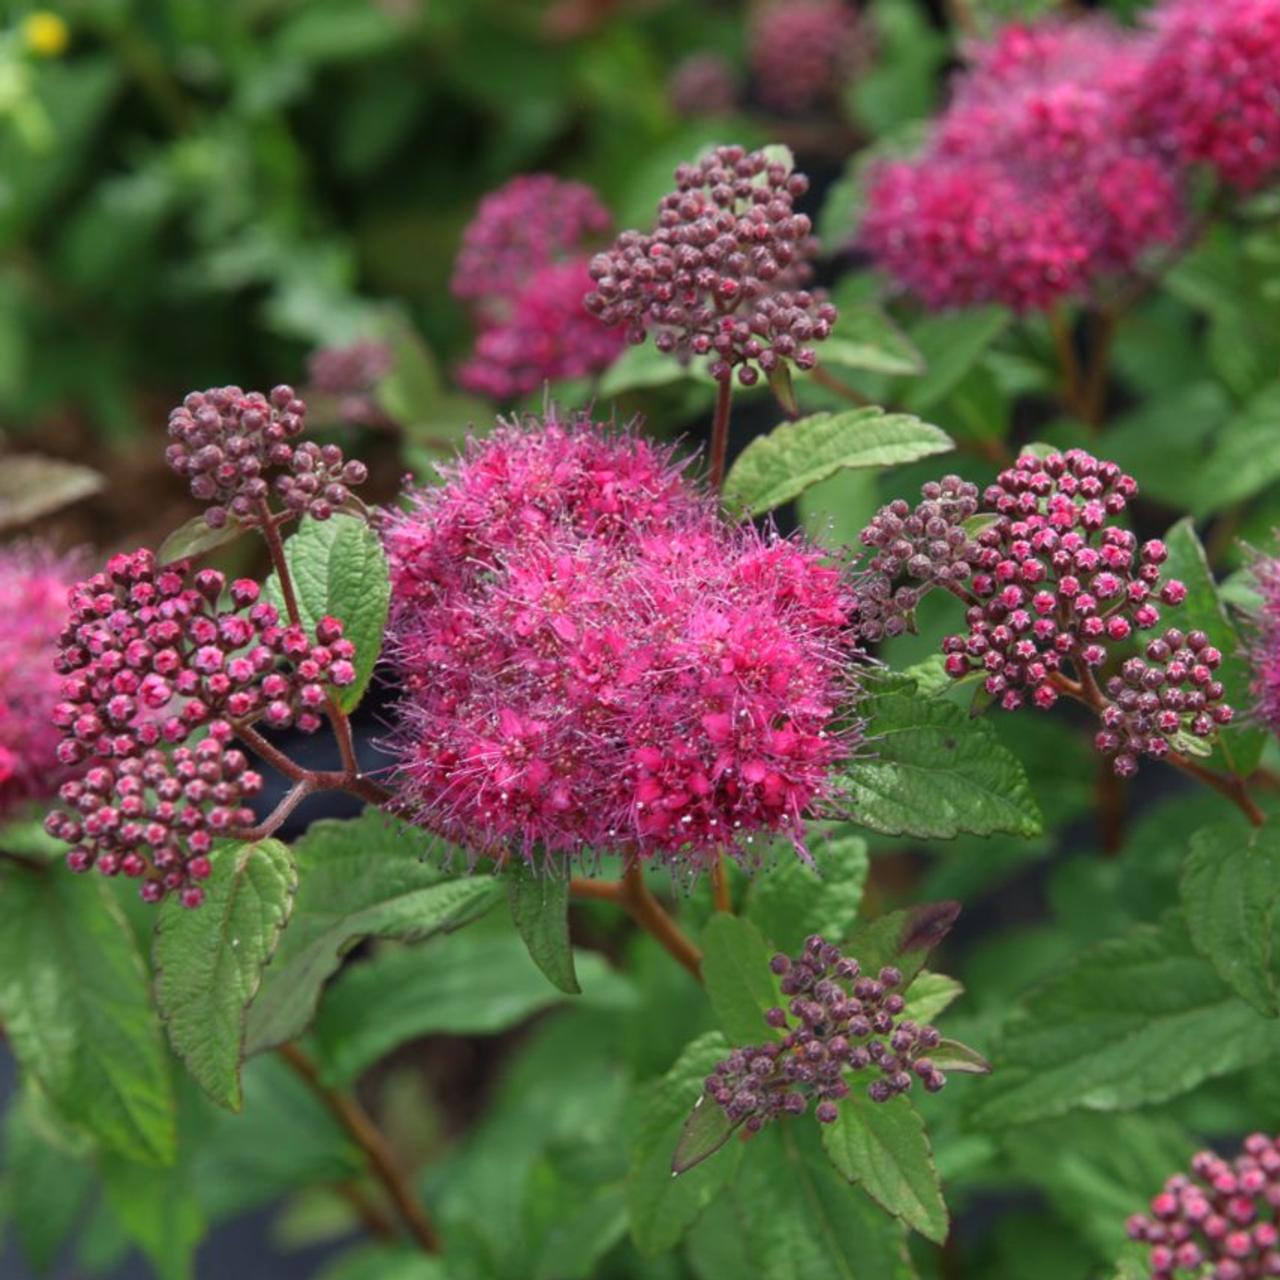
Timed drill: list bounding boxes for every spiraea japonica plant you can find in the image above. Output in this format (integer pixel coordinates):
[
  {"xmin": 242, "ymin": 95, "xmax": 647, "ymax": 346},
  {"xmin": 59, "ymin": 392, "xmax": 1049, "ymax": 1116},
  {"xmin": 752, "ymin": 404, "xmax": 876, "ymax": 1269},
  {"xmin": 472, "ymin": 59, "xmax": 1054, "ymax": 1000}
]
[{"xmin": 3, "ymin": 2, "xmax": 1280, "ymax": 1278}]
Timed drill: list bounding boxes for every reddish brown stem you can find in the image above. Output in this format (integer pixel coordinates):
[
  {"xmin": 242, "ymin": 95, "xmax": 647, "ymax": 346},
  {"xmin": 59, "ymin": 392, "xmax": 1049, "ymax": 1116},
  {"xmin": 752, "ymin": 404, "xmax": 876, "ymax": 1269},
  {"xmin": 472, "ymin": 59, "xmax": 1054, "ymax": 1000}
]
[
  {"xmin": 254, "ymin": 498, "xmax": 302, "ymax": 628},
  {"xmin": 1049, "ymin": 308, "xmax": 1091, "ymax": 427},
  {"xmin": 278, "ymin": 1044, "xmax": 440, "ymax": 1254},
  {"xmin": 810, "ymin": 364, "xmax": 872, "ymax": 407},
  {"xmin": 708, "ymin": 380, "xmax": 733, "ymax": 492},
  {"xmin": 570, "ymin": 870, "xmax": 703, "ymax": 979},
  {"xmin": 711, "ymin": 854, "xmax": 732, "ymax": 913}
]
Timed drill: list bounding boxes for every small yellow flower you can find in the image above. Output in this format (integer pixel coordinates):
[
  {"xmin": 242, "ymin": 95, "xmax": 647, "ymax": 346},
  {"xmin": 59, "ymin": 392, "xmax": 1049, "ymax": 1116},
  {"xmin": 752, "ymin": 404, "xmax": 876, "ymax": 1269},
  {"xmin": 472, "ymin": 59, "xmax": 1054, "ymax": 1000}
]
[{"xmin": 21, "ymin": 11, "xmax": 69, "ymax": 58}]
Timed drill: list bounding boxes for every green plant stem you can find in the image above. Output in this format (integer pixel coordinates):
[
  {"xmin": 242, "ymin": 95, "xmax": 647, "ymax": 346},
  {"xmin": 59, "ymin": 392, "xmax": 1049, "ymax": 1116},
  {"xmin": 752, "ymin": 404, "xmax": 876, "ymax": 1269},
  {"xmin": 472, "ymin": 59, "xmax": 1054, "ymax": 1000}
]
[
  {"xmin": 1049, "ymin": 308, "xmax": 1091, "ymax": 426},
  {"xmin": 277, "ymin": 1044, "xmax": 441, "ymax": 1254},
  {"xmin": 708, "ymin": 379, "xmax": 734, "ymax": 492},
  {"xmin": 570, "ymin": 870, "xmax": 703, "ymax": 980}
]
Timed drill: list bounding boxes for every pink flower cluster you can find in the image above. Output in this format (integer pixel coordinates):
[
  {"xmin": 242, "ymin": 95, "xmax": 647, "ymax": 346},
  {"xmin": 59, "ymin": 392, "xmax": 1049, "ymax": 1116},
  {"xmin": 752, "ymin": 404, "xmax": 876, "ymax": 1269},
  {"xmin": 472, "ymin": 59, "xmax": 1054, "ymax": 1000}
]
[
  {"xmin": 861, "ymin": 19, "xmax": 1182, "ymax": 311},
  {"xmin": 457, "ymin": 260, "xmax": 627, "ymax": 400},
  {"xmin": 1127, "ymin": 1134, "xmax": 1280, "ymax": 1278},
  {"xmin": 452, "ymin": 175, "xmax": 624, "ymax": 399},
  {"xmin": 382, "ymin": 413, "xmax": 855, "ymax": 868},
  {"xmin": 1137, "ymin": 0, "xmax": 1280, "ymax": 193},
  {"xmin": 0, "ymin": 545, "xmax": 78, "ymax": 819},
  {"xmin": 668, "ymin": 53, "xmax": 739, "ymax": 118},
  {"xmin": 749, "ymin": 0, "xmax": 864, "ymax": 115},
  {"xmin": 44, "ymin": 551, "xmax": 358, "ymax": 905},
  {"xmin": 1247, "ymin": 549, "xmax": 1280, "ymax": 738}
]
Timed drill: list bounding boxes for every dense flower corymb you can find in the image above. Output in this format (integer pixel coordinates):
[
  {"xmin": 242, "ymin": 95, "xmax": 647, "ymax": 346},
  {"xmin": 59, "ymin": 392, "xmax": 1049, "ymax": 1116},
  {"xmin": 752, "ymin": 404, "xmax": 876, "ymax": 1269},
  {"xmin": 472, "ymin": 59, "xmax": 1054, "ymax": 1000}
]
[
  {"xmin": 382, "ymin": 413, "xmax": 856, "ymax": 868},
  {"xmin": 0, "ymin": 545, "xmax": 78, "ymax": 818},
  {"xmin": 1137, "ymin": 0, "xmax": 1280, "ymax": 193},
  {"xmin": 44, "ymin": 550, "xmax": 358, "ymax": 905},
  {"xmin": 861, "ymin": 19, "xmax": 1181, "ymax": 311},
  {"xmin": 748, "ymin": 0, "xmax": 863, "ymax": 116},
  {"xmin": 705, "ymin": 935, "xmax": 949, "ymax": 1135},
  {"xmin": 585, "ymin": 145, "xmax": 837, "ymax": 385},
  {"xmin": 1127, "ymin": 1134, "xmax": 1280, "ymax": 1277}
]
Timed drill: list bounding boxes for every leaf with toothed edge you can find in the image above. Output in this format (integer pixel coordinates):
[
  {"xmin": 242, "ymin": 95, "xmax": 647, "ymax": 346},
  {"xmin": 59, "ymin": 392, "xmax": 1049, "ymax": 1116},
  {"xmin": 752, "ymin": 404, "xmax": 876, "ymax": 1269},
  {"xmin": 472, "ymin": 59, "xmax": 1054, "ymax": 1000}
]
[
  {"xmin": 672, "ymin": 1090, "xmax": 741, "ymax": 1175},
  {"xmin": 506, "ymin": 865, "xmax": 580, "ymax": 995},
  {"xmin": 157, "ymin": 513, "xmax": 249, "ymax": 566}
]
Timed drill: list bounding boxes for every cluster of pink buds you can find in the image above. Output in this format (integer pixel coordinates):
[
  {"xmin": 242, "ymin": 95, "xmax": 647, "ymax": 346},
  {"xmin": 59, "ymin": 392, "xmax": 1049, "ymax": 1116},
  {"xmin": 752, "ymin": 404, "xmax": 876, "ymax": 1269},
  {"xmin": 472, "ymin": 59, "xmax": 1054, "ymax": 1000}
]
[
  {"xmin": 1137, "ymin": 0, "xmax": 1280, "ymax": 193},
  {"xmin": 306, "ymin": 339, "xmax": 395, "ymax": 427},
  {"xmin": 748, "ymin": 0, "xmax": 864, "ymax": 115},
  {"xmin": 860, "ymin": 19, "xmax": 1181, "ymax": 311},
  {"xmin": 1127, "ymin": 1134, "xmax": 1280, "ymax": 1278},
  {"xmin": 585, "ymin": 145, "xmax": 837, "ymax": 385},
  {"xmin": 856, "ymin": 476, "xmax": 982, "ymax": 641},
  {"xmin": 44, "ymin": 549, "xmax": 357, "ymax": 904},
  {"xmin": 166, "ymin": 384, "xmax": 367, "ymax": 528},
  {"xmin": 935, "ymin": 450, "xmax": 1230, "ymax": 774},
  {"xmin": 382, "ymin": 413, "xmax": 856, "ymax": 869},
  {"xmin": 705, "ymin": 935, "xmax": 947, "ymax": 1134}
]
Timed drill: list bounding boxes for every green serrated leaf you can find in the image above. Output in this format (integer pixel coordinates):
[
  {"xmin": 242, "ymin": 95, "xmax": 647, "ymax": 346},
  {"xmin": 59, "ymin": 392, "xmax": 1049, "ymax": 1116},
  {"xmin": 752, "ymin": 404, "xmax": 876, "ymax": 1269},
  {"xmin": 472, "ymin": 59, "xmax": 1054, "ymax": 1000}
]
[
  {"xmin": 819, "ymin": 303, "xmax": 925, "ymax": 378},
  {"xmin": 973, "ymin": 913, "xmax": 1280, "ymax": 1128},
  {"xmin": 99, "ymin": 1150, "xmax": 204, "ymax": 1280},
  {"xmin": 154, "ymin": 840, "xmax": 297, "ymax": 1110},
  {"xmin": 311, "ymin": 931, "xmax": 634, "ymax": 1084},
  {"xmin": 845, "ymin": 678, "xmax": 1043, "ymax": 839},
  {"xmin": 700, "ymin": 914, "xmax": 781, "ymax": 1045},
  {"xmin": 507, "ymin": 868, "xmax": 579, "ymax": 995},
  {"xmin": 1162, "ymin": 517, "xmax": 1266, "ymax": 776},
  {"xmin": 902, "ymin": 971, "xmax": 964, "ymax": 1024},
  {"xmin": 1194, "ymin": 383, "xmax": 1280, "ymax": 516},
  {"xmin": 627, "ymin": 1031, "xmax": 739, "ymax": 1256},
  {"xmin": 746, "ymin": 831, "xmax": 869, "ymax": 954},
  {"xmin": 243, "ymin": 811, "xmax": 502, "ymax": 1056},
  {"xmin": 722, "ymin": 407, "xmax": 953, "ymax": 515},
  {"xmin": 821, "ymin": 1090, "xmax": 948, "ymax": 1243},
  {"xmin": 1181, "ymin": 819, "xmax": 1280, "ymax": 1016},
  {"xmin": 0, "ymin": 870, "xmax": 175, "ymax": 1164},
  {"xmin": 157, "ymin": 512, "xmax": 249, "ymax": 566},
  {"xmin": 263, "ymin": 513, "xmax": 390, "ymax": 712},
  {"xmin": 846, "ymin": 901, "xmax": 962, "ymax": 989}
]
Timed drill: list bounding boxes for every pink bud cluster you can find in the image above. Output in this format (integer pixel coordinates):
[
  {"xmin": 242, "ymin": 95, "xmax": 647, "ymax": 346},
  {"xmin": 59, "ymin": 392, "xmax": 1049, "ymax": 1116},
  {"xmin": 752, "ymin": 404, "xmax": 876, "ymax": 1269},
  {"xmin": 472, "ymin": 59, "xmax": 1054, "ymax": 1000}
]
[
  {"xmin": 1248, "ymin": 551, "xmax": 1280, "ymax": 739},
  {"xmin": 450, "ymin": 175, "xmax": 613, "ymax": 312},
  {"xmin": 166, "ymin": 384, "xmax": 368, "ymax": 529},
  {"xmin": 936, "ymin": 450, "xmax": 1231, "ymax": 775},
  {"xmin": 44, "ymin": 549, "xmax": 358, "ymax": 905},
  {"xmin": 1127, "ymin": 1134, "xmax": 1280, "ymax": 1278},
  {"xmin": 1136, "ymin": 0, "xmax": 1280, "ymax": 194},
  {"xmin": 381, "ymin": 413, "xmax": 856, "ymax": 868},
  {"xmin": 585, "ymin": 145, "xmax": 837, "ymax": 385},
  {"xmin": 705, "ymin": 935, "xmax": 946, "ymax": 1135},
  {"xmin": 748, "ymin": 0, "xmax": 864, "ymax": 116},
  {"xmin": 306, "ymin": 339, "xmax": 395, "ymax": 427},
  {"xmin": 457, "ymin": 260, "xmax": 628, "ymax": 400},
  {"xmin": 0, "ymin": 545, "xmax": 79, "ymax": 819},
  {"xmin": 861, "ymin": 19, "xmax": 1181, "ymax": 311}
]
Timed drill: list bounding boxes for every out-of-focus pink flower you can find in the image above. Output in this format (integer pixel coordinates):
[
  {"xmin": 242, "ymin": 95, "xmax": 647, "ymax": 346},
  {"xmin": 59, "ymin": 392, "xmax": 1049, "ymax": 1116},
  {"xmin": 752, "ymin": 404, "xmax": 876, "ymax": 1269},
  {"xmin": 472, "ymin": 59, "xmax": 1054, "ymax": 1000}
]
[
  {"xmin": 749, "ymin": 0, "xmax": 864, "ymax": 115},
  {"xmin": 861, "ymin": 19, "xmax": 1182, "ymax": 311},
  {"xmin": 1248, "ymin": 548, "xmax": 1280, "ymax": 737},
  {"xmin": 669, "ymin": 52, "xmax": 739, "ymax": 117},
  {"xmin": 381, "ymin": 413, "xmax": 857, "ymax": 870},
  {"xmin": 1136, "ymin": 0, "xmax": 1280, "ymax": 193},
  {"xmin": 450, "ymin": 174, "xmax": 613, "ymax": 314},
  {"xmin": 0, "ymin": 545, "xmax": 77, "ymax": 818},
  {"xmin": 456, "ymin": 260, "xmax": 627, "ymax": 400}
]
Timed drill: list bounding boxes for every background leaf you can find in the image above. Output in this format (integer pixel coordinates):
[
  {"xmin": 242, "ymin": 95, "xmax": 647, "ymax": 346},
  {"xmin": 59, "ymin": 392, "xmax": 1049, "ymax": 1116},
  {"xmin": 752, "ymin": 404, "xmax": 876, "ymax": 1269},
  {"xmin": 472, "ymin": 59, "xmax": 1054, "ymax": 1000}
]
[
  {"xmin": 506, "ymin": 868, "xmax": 579, "ymax": 995},
  {"xmin": 699, "ymin": 914, "xmax": 781, "ymax": 1045}
]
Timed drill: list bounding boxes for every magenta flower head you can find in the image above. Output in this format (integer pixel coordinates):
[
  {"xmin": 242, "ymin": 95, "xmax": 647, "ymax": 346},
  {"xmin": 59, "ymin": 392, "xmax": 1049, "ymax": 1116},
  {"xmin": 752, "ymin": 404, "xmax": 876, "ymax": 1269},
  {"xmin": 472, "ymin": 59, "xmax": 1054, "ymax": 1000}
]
[
  {"xmin": 457, "ymin": 259, "xmax": 627, "ymax": 400},
  {"xmin": 1127, "ymin": 1134, "xmax": 1280, "ymax": 1278},
  {"xmin": 0, "ymin": 544, "xmax": 79, "ymax": 819},
  {"xmin": 748, "ymin": 0, "xmax": 864, "ymax": 116},
  {"xmin": 938, "ymin": 449, "xmax": 1231, "ymax": 777},
  {"xmin": 861, "ymin": 19, "xmax": 1181, "ymax": 311},
  {"xmin": 1137, "ymin": 0, "xmax": 1280, "ymax": 193},
  {"xmin": 1246, "ymin": 547, "xmax": 1280, "ymax": 737},
  {"xmin": 450, "ymin": 174, "xmax": 613, "ymax": 314},
  {"xmin": 381, "ymin": 412, "xmax": 858, "ymax": 870},
  {"xmin": 44, "ymin": 551, "xmax": 359, "ymax": 906},
  {"xmin": 166, "ymin": 384, "xmax": 368, "ymax": 529},
  {"xmin": 584, "ymin": 144, "xmax": 838, "ymax": 386}
]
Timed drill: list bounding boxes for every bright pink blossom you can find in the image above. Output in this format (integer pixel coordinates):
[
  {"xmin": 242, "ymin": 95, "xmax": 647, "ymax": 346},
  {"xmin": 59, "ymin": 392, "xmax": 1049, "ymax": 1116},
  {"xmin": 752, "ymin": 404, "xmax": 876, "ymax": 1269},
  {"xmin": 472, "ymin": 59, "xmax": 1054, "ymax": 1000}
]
[
  {"xmin": 861, "ymin": 19, "xmax": 1182, "ymax": 311},
  {"xmin": 1137, "ymin": 0, "xmax": 1280, "ymax": 192},
  {"xmin": 0, "ymin": 545, "xmax": 77, "ymax": 817},
  {"xmin": 456, "ymin": 259, "xmax": 626, "ymax": 400},
  {"xmin": 382, "ymin": 414, "xmax": 857, "ymax": 869},
  {"xmin": 450, "ymin": 174, "xmax": 613, "ymax": 314}
]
